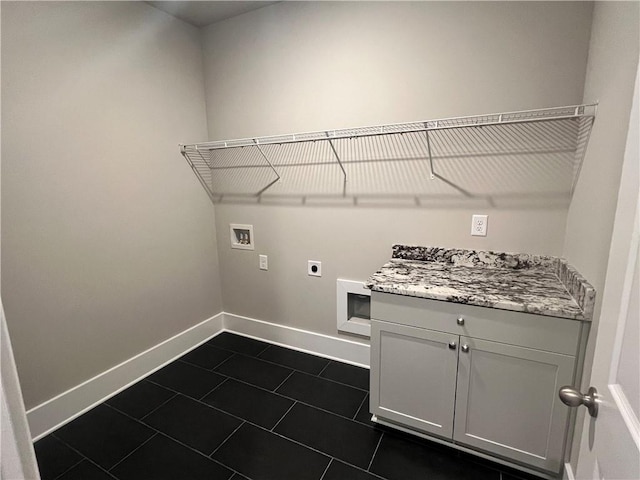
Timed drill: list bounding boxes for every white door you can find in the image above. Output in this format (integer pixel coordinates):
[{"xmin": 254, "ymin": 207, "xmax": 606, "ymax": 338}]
[{"xmin": 574, "ymin": 65, "xmax": 640, "ymax": 480}]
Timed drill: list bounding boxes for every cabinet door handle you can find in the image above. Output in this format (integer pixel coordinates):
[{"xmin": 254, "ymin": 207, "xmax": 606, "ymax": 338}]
[
  {"xmin": 461, "ymin": 344, "xmax": 470, "ymax": 353},
  {"xmin": 457, "ymin": 317, "xmax": 465, "ymax": 326},
  {"xmin": 448, "ymin": 341, "xmax": 457, "ymax": 350}
]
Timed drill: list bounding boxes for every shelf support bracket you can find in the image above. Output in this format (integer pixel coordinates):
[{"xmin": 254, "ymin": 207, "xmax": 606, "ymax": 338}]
[
  {"xmin": 180, "ymin": 145, "xmax": 216, "ymax": 203},
  {"xmin": 326, "ymin": 133, "xmax": 347, "ymax": 197},
  {"xmin": 425, "ymin": 125, "xmax": 435, "ymax": 180},
  {"xmin": 254, "ymin": 141, "xmax": 281, "ymax": 196}
]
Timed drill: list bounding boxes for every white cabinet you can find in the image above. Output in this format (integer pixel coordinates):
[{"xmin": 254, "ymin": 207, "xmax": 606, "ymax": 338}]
[
  {"xmin": 369, "ymin": 292, "xmax": 588, "ymax": 475},
  {"xmin": 370, "ymin": 321, "xmax": 458, "ymax": 438}
]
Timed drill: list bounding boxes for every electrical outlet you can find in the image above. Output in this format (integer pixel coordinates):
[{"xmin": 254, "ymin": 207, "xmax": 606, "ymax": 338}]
[
  {"xmin": 259, "ymin": 255, "xmax": 268, "ymax": 271},
  {"xmin": 471, "ymin": 215, "xmax": 488, "ymax": 236},
  {"xmin": 308, "ymin": 260, "xmax": 322, "ymax": 277}
]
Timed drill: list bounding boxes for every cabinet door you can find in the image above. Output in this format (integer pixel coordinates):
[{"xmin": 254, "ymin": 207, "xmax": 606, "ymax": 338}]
[
  {"xmin": 453, "ymin": 336, "xmax": 575, "ymax": 473},
  {"xmin": 370, "ymin": 320, "xmax": 459, "ymax": 439}
]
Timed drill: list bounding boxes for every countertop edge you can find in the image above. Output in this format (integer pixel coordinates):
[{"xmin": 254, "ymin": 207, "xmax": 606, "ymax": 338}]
[{"xmin": 367, "ymin": 247, "xmax": 596, "ymax": 322}]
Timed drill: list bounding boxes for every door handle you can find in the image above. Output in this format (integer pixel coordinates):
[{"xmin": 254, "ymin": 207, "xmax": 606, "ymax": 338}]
[
  {"xmin": 559, "ymin": 386, "xmax": 598, "ymax": 418},
  {"xmin": 460, "ymin": 344, "xmax": 469, "ymax": 353},
  {"xmin": 448, "ymin": 341, "xmax": 457, "ymax": 350}
]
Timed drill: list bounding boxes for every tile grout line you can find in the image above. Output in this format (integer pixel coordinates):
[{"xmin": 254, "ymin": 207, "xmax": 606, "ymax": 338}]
[
  {"xmin": 161, "ymin": 361, "xmax": 370, "ymax": 427},
  {"xmin": 200, "ymin": 352, "xmax": 237, "ymax": 372},
  {"xmin": 198, "ymin": 376, "xmax": 230, "ymax": 401},
  {"xmin": 179, "ymin": 355, "xmax": 234, "ymax": 372},
  {"xmin": 272, "ymin": 369, "xmax": 296, "ymax": 392},
  {"xmin": 256, "ymin": 343, "xmax": 271, "ymax": 356},
  {"xmin": 49, "ymin": 433, "xmax": 119, "ymax": 480},
  {"xmin": 353, "ymin": 393, "xmax": 369, "ymax": 420},
  {"xmin": 367, "ymin": 432, "xmax": 385, "ymax": 472},
  {"xmin": 107, "ymin": 432, "xmax": 158, "ymax": 473},
  {"xmin": 318, "ymin": 457, "xmax": 333, "ymax": 480},
  {"xmin": 102, "ymin": 388, "xmax": 336, "ymax": 475},
  {"xmin": 192, "ymin": 339, "xmax": 368, "ymax": 392},
  {"xmin": 335, "ymin": 459, "xmax": 389, "ymax": 480},
  {"xmin": 49, "ymin": 456, "xmax": 86, "ymax": 480},
  {"xmin": 148, "ymin": 370, "xmax": 371, "ymax": 431},
  {"xmin": 208, "ymin": 420, "xmax": 246, "ymax": 458},
  {"xmin": 135, "ymin": 392, "xmax": 178, "ymax": 421},
  {"xmin": 102, "ymin": 401, "xmax": 247, "ymax": 479},
  {"xmin": 316, "ymin": 360, "xmax": 332, "ymax": 377},
  {"xmin": 270, "ymin": 401, "xmax": 298, "ymax": 432}
]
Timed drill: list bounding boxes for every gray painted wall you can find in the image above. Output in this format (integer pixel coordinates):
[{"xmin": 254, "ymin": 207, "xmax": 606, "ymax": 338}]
[
  {"xmin": 202, "ymin": 1, "xmax": 593, "ymax": 338},
  {"xmin": 1, "ymin": 2, "xmax": 221, "ymax": 409}
]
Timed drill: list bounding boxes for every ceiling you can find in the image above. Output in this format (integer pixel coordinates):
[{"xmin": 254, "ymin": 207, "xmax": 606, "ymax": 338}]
[{"xmin": 146, "ymin": 1, "xmax": 278, "ymax": 27}]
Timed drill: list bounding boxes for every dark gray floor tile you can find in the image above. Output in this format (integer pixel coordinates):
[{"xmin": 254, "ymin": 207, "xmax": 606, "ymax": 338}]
[
  {"xmin": 276, "ymin": 371, "xmax": 366, "ymax": 418},
  {"xmin": 370, "ymin": 433, "xmax": 500, "ymax": 480},
  {"xmin": 458, "ymin": 450, "xmax": 544, "ymax": 480},
  {"xmin": 354, "ymin": 394, "xmax": 376, "ymax": 426},
  {"xmin": 207, "ymin": 332, "xmax": 270, "ymax": 356},
  {"xmin": 215, "ymin": 354, "xmax": 292, "ymax": 391},
  {"xmin": 501, "ymin": 470, "xmax": 546, "ymax": 480},
  {"xmin": 323, "ymin": 460, "xmax": 382, "ymax": 480},
  {"xmin": 274, "ymin": 403, "xmax": 382, "ymax": 469},
  {"xmin": 258, "ymin": 344, "xmax": 330, "ymax": 375},
  {"xmin": 57, "ymin": 460, "xmax": 116, "ymax": 480},
  {"xmin": 202, "ymin": 378, "xmax": 294, "ymax": 429},
  {"xmin": 110, "ymin": 434, "xmax": 232, "ymax": 480},
  {"xmin": 320, "ymin": 361, "xmax": 370, "ymax": 390},
  {"xmin": 34, "ymin": 435, "xmax": 83, "ymax": 480},
  {"xmin": 180, "ymin": 343, "xmax": 234, "ymax": 370},
  {"xmin": 212, "ymin": 423, "xmax": 330, "ymax": 480},
  {"xmin": 143, "ymin": 394, "xmax": 242, "ymax": 455},
  {"xmin": 55, "ymin": 404, "xmax": 154, "ymax": 470},
  {"xmin": 147, "ymin": 360, "xmax": 226, "ymax": 399},
  {"xmin": 106, "ymin": 380, "xmax": 175, "ymax": 419}
]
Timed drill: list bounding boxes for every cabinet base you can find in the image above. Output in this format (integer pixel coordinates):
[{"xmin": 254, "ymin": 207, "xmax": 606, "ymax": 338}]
[{"xmin": 371, "ymin": 415, "xmax": 559, "ymax": 480}]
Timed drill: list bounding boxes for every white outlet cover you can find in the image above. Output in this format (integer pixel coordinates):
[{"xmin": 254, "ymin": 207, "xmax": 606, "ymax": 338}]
[
  {"xmin": 259, "ymin": 255, "xmax": 268, "ymax": 271},
  {"xmin": 308, "ymin": 260, "xmax": 322, "ymax": 277},
  {"xmin": 471, "ymin": 215, "xmax": 488, "ymax": 236}
]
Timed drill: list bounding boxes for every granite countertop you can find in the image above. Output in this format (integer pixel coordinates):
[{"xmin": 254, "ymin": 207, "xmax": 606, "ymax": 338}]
[{"xmin": 366, "ymin": 245, "xmax": 596, "ymax": 321}]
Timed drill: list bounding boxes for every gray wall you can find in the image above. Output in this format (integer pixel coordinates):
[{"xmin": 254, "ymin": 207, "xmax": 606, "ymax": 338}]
[
  {"xmin": 561, "ymin": 1, "xmax": 639, "ymax": 468},
  {"xmin": 202, "ymin": 1, "xmax": 593, "ymax": 338},
  {"xmin": 1, "ymin": 2, "xmax": 221, "ymax": 409}
]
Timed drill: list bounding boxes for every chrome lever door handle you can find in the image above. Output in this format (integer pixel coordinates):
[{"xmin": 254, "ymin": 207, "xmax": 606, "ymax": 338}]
[{"xmin": 559, "ymin": 386, "xmax": 598, "ymax": 418}]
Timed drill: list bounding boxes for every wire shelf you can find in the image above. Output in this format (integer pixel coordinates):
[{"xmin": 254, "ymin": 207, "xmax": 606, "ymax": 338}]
[{"xmin": 180, "ymin": 104, "xmax": 596, "ymax": 203}]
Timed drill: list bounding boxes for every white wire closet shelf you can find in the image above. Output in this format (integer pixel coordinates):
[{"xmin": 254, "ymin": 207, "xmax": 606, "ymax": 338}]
[{"xmin": 180, "ymin": 104, "xmax": 596, "ymax": 205}]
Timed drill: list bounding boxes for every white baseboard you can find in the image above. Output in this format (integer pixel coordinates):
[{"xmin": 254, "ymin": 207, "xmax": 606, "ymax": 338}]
[
  {"xmin": 223, "ymin": 313, "xmax": 370, "ymax": 368},
  {"xmin": 27, "ymin": 313, "xmax": 224, "ymax": 441},
  {"xmin": 563, "ymin": 462, "xmax": 575, "ymax": 480},
  {"xmin": 26, "ymin": 311, "xmax": 371, "ymax": 441}
]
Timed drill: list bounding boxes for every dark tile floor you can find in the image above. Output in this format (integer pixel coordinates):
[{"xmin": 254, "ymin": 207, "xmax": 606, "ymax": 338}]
[{"xmin": 34, "ymin": 332, "xmax": 545, "ymax": 480}]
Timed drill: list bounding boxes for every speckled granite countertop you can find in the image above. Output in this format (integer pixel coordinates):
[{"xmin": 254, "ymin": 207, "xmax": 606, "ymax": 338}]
[{"xmin": 366, "ymin": 245, "xmax": 596, "ymax": 321}]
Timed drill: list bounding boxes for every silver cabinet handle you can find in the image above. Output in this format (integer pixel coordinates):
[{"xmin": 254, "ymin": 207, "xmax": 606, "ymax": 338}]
[
  {"xmin": 457, "ymin": 317, "xmax": 465, "ymax": 326},
  {"xmin": 448, "ymin": 341, "xmax": 457, "ymax": 350},
  {"xmin": 461, "ymin": 344, "xmax": 469, "ymax": 353},
  {"xmin": 559, "ymin": 386, "xmax": 599, "ymax": 418}
]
